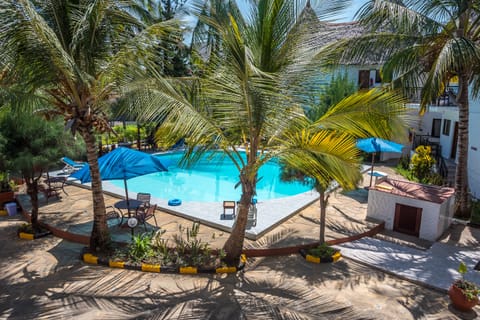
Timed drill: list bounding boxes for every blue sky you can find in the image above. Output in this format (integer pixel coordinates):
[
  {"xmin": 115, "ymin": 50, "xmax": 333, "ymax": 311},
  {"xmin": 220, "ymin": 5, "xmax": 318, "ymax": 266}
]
[
  {"xmin": 334, "ymin": 0, "xmax": 370, "ymax": 21},
  {"xmin": 232, "ymin": 0, "xmax": 370, "ymax": 22},
  {"xmin": 184, "ymin": 1, "xmax": 370, "ymax": 24},
  {"xmin": 182, "ymin": 0, "xmax": 370, "ymax": 42}
]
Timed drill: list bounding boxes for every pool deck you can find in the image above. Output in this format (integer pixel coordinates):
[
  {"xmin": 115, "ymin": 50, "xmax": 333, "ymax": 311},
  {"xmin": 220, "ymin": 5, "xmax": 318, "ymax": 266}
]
[
  {"xmin": 58, "ymin": 165, "xmax": 370, "ymax": 240},
  {"xmin": 102, "ymin": 181, "xmax": 319, "ymax": 240}
]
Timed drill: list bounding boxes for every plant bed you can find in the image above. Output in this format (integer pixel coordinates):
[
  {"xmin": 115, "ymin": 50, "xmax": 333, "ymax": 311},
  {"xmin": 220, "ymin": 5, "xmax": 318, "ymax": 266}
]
[
  {"xmin": 17, "ymin": 223, "xmax": 52, "ymax": 240},
  {"xmin": 82, "ymin": 222, "xmax": 247, "ymax": 274},
  {"xmin": 299, "ymin": 243, "xmax": 341, "ymax": 263},
  {"xmin": 82, "ymin": 250, "xmax": 246, "ymax": 274}
]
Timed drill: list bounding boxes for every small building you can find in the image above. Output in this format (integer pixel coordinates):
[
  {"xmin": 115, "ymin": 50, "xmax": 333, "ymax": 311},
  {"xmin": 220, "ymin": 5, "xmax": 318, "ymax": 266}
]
[{"xmin": 367, "ymin": 179, "xmax": 455, "ymax": 241}]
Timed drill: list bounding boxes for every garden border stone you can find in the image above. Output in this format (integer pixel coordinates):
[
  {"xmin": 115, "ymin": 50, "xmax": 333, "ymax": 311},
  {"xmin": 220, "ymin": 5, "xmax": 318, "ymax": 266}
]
[
  {"xmin": 18, "ymin": 230, "xmax": 52, "ymax": 240},
  {"xmin": 81, "ymin": 249, "xmax": 247, "ymax": 274}
]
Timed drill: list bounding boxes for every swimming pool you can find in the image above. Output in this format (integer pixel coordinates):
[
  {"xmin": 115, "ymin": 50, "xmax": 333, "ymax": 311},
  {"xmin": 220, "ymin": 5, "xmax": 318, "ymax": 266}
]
[{"xmin": 109, "ymin": 151, "xmax": 312, "ymax": 202}]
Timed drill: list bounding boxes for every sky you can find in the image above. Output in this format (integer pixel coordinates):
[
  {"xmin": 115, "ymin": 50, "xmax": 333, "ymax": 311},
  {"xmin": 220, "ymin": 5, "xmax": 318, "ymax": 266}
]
[
  {"xmin": 232, "ymin": 0, "xmax": 370, "ymax": 22},
  {"xmin": 333, "ymin": 0, "xmax": 370, "ymax": 22},
  {"xmin": 183, "ymin": 0, "xmax": 370, "ymax": 25},
  {"xmin": 182, "ymin": 0, "xmax": 370, "ymax": 43}
]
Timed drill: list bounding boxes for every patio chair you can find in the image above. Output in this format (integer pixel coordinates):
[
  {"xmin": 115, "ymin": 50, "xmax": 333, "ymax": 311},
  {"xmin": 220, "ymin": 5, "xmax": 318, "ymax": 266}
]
[
  {"xmin": 247, "ymin": 204, "xmax": 257, "ymax": 227},
  {"xmin": 46, "ymin": 176, "xmax": 68, "ymax": 196},
  {"xmin": 136, "ymin": 204, "xmax": 158, "ymax": 231},
  {"xmin": 61, "ymin": 156, "xmax": 86, "ymax": 174},
  {"xmin": 234, "ymin": 203, "xmax": 257, "ymax": 227},
  {"xmin": 136, "ymin": 192, "xmax": 151, "ymax": 207},
  {"xmin": 223, "ymin": 200, "xmax": 236, "ymax": 218},
  {"xmin": 105, "ymin": 206, "xmax": 121, "ymax": 226},
  {"xmin": 38, "ymin": 182, "xmax": 60, "ymax": 203}
]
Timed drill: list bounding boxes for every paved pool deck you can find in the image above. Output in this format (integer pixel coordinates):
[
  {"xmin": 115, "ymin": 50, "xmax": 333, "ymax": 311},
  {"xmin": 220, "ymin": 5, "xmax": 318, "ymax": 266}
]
[{"xmin": 60, "ymin": 164, "xmax": 371, "ymax": 240}]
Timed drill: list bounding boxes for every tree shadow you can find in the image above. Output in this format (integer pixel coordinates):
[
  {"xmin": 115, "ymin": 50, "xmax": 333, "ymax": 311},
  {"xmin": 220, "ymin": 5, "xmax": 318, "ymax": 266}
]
[{"xmin": 340, "ymin": 188, "xmax": 369, "ymax": 204}]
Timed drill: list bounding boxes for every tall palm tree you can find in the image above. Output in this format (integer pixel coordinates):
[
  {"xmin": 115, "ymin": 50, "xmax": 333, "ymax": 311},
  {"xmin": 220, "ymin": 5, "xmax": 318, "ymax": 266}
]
[
  {"xmin": 134, "ymin": 0, "xmax": 406, "ymax": 264},
  {"xmin": 0, "ymin": 0, "xmax": 177, "ymax": 251},
  {"xmin": 321, "ymin": 0, "xmax": 480, "ymax": 217}
]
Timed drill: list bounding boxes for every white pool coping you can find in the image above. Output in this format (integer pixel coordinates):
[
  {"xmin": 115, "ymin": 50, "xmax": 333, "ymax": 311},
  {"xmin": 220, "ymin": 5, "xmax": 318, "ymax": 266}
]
[
  {"xmin": 61, "ymin": 164, "xmax": 370, "ymax": 240},
  {"xmin": 101, "ymin": 180, "xmax": 319, "ymax": 240}
]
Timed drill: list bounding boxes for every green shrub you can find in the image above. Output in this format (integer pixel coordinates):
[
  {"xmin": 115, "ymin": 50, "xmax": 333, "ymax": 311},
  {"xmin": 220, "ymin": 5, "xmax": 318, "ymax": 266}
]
[
  {"xmin": 125, "ymin": 222, "xmax": 226, "ymax": 267},
  {"xmin": 410, "ymin": 145, "xmax": 436, "ymax": 181},
  {"xmin": 307, "ymin": 243, "xmax": 336, "ymax": 258},
  {"xmin": 398, "ymin": 156, "xmax": 410, "ymax": 170},
  {"xmin": 128, "ymin": 233, "xmax": 155, "ymax": 263},
  {"xmin": 471, "ymin": 199, "xmax": 480, "ymax": 225}
]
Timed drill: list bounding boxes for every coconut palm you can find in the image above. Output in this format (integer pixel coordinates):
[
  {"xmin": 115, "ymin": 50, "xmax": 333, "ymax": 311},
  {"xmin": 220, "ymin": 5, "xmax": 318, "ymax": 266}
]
[
  {"xmin": 0, "ymin": 0, "xmax": 177, "ymax": 251},
  {"xmin": 280, "ymin": 88, "xmax": 406, "ymax": 244},
  {"xmin": 133, "ymin": 0, "xmax": 406, "ymax": 264},
  {"xmin": 321, "ymin": 0, "xmax": 480, "ymax": 217}
]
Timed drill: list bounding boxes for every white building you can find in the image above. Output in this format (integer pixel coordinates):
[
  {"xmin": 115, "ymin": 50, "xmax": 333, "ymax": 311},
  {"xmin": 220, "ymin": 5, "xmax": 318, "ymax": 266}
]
[{"xmin": 367, "ymin": 178, "xmax": 455, "ymax": 241}]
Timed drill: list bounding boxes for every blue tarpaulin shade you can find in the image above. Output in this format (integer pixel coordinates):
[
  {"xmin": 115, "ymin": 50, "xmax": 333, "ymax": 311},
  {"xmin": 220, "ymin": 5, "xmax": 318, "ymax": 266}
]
[
  {"xmin": 71, "ymin": 147, "xmax": 167, "ymax": 204},
  {"xmin": 356, "ymin": 138, "xmax": 404, "ymax": 187}
]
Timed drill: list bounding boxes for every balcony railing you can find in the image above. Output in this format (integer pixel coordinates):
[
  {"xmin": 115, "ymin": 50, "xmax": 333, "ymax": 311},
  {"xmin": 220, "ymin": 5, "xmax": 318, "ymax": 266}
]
[{"xmin": 405, "ymin": 86, "xmax": 458, "ymax": 106}]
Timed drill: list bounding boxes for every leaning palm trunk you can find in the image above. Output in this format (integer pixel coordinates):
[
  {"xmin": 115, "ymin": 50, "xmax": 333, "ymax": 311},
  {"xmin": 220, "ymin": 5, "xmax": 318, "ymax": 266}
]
[
  {"xmin": 79, "ymin": 128, "xmax": 109, "ymax": 251},
  {"xmin": 455, "ymin": 73, "xmax": 470, "ymax": 217},
  {"xmin": 223, "ymin": 169, "xmax": 256, "ymax": 264}
]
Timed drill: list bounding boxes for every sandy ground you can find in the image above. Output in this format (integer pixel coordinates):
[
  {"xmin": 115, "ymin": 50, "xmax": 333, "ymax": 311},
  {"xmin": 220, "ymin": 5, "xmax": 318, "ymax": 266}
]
[{"xmin": 0, "ymin": 162, "xmax": 478, "ymax": 319}]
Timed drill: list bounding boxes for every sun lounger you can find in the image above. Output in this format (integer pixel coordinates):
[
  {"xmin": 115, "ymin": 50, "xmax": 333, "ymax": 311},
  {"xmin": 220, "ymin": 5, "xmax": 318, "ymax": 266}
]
[{"xmin": 61, "ymin": 156, "xmax": 86, "ymax": 174}]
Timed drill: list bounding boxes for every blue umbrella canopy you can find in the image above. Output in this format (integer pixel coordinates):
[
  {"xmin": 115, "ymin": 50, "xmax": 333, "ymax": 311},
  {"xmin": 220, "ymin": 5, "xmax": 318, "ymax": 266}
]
[
  {"xmin": 356, "ymin": 138, "xmax": 404, "ymax": 187},
  {"xmin": 71, "ymin": 147, "xmax": 167, "ymax": 200},
  {"xmin": 356, "ymin": 138, "xmax": 404, "ymax": 154}
]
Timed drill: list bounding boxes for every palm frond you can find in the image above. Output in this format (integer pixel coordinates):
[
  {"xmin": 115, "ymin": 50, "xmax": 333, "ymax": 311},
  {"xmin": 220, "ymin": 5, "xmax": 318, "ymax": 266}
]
[{"xmin": 314, "ymin": 88, "xmax": 408, "ymax": 141}]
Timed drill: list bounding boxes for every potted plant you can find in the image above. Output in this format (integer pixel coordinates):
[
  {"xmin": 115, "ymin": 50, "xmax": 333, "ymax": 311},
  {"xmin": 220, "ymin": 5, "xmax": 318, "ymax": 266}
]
[{"xmin": 449, "ymin": 262, "xmax": 479, "ymax": 311}]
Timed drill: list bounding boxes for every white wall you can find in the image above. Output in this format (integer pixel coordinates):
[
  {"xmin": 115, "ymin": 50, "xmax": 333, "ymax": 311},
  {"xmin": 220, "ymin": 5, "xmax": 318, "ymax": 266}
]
[
  {"xmin": 469, "ymin": 98, "xmax": 480, "ymax": 198},
  {"xmin": 437, "ymin": 195, "xmax": 456, "ymax": 238},
  {"xmin": 437, "ymin": 109, "xmax": 459, "ymax": 160},
  {"xmin": 367, "ymin": 189, "xmax": 452, "ymax": 241},
  {"xmin": 417, "ymin": 111, "xmax": 442, "ymax": 142}
]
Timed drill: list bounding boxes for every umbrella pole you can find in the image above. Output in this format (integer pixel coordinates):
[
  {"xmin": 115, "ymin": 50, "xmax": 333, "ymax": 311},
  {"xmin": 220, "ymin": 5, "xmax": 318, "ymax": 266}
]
[
  {"xmin": 124, "ymin": 178, "xmax": 130, "ymax": 207},
  {"xmin": 369, "ymin": 153, "xmax": 375, "ymax": 187},
  {"xmin": 123, "ymin": 178, "xmax": 135, "ymax": 239}
]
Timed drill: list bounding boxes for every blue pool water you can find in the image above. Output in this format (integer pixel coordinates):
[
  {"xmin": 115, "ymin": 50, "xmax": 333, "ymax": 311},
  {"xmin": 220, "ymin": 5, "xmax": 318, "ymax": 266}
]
[{"xmin": 110, "ymin": 151, "xmax": 312, "ymax": 202}]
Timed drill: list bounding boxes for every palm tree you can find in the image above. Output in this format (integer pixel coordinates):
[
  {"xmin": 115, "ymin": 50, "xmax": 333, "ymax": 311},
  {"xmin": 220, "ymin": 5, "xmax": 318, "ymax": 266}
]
[
  {"xmin": 280, "ymin": 88, "xmax": 406, "ymax": 243},
  {"xmin": 321, "ymin": 0, "xmax": 480, "ymax": 217},
  {"xmin": 0, "ymin": 0, "xmax": 177, "ymax": 251},
  {"xmin": 134, "ymin": 0, "xmax": 406, "ymax": 264}
]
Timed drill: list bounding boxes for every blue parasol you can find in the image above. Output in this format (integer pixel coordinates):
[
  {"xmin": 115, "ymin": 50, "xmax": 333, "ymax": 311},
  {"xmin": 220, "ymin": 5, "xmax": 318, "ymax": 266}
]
[
  {"xmin": 71, "ymin": 147, "xmax": 167, "ymax": 206},
  {"xmin": 356, "ymin": 138, "xmax": 404, "ymax": 186}
]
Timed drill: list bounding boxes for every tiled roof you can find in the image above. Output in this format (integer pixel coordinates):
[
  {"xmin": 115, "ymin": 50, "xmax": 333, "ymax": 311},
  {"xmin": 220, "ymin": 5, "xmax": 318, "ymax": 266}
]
[{"xmin": 371, "ymin": 178, "xmax": 455, "ymax": 204}]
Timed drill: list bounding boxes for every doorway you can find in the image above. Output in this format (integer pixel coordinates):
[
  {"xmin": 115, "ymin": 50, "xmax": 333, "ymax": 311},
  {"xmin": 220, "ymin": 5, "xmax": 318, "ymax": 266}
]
[
  {"xmin": 394, "ymin": 204, "xmax": 422, "ymax": 236},
  {"xmin": 450, "ymin": 122, "xmax": 458, "ymax": 159},
  {"xmin": 358, "ymin": 70, "xmax": 370, "ymax": 89}
]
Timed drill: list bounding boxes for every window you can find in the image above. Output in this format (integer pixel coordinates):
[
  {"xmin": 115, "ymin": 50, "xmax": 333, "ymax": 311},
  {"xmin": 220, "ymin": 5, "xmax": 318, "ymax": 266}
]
[
  {"xmin": 443, "ymin": 119, "xmax": 451, "ymax": 136},
  {"xmin": 432, "ymin": 119, "xmax": 441, "ymax": 137}
]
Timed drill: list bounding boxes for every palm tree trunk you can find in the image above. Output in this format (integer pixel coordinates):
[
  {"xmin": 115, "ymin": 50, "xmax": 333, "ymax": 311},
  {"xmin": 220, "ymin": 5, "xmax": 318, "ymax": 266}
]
[
  {"xmin": 223, "ymin": 174, "xmax": 255, "ymax": 265},
  {"xmin": 80, "ymin": 129, "xmax": 110, "ymax": 252},
  {"xmin": 455, "ymin": 72, "xmax": 470, "ymax": 217},
  {"xmin": 319, "ymin": 190, "xmax": 327, "ymax": 244},
  {"xmin": 26, "ymin": 179, "xmax": 39, "ymax": 230}
]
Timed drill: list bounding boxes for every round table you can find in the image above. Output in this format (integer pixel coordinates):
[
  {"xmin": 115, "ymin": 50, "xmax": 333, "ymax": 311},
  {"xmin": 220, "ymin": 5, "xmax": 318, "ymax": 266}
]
[{"xmin": 114, "ymin": 199, "xmax": 144, "ymax": 211}]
